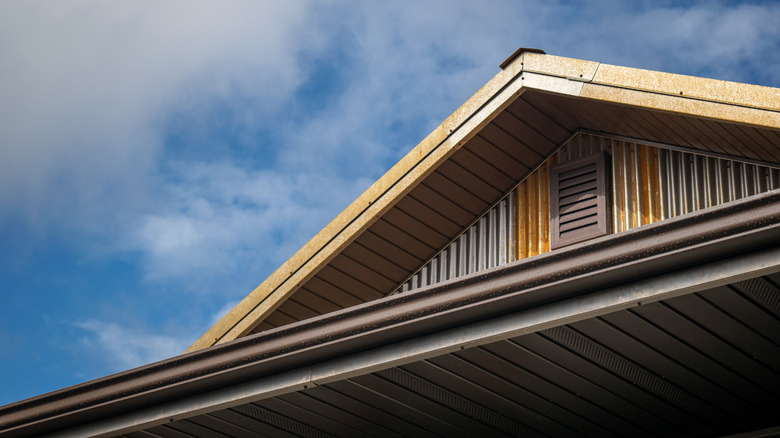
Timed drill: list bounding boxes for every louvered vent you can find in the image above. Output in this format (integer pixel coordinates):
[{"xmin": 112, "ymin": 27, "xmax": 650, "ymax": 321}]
[{"xmin": 550, "ymin": 151, "xmax": 610, "ymax": 249}]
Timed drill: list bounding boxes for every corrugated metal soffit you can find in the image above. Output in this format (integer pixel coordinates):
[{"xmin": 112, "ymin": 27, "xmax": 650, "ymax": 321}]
[{"xmin": 396, "ymin": 132, "xmax": 780, "ymax": 295}]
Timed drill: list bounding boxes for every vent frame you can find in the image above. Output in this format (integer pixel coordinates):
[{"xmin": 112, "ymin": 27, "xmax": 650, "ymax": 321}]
[{"xmin": 550, "ymin": 151, "xmax": 611, "ymax": 249}]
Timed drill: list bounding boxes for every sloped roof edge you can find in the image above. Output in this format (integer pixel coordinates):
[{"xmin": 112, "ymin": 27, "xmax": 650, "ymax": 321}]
[{"xmin": 189, "ymin": 51, "xmax": 780, "ymax": 352}]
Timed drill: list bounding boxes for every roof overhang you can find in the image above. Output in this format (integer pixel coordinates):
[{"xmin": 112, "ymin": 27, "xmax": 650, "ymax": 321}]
[
  {"xmin": 190, "ymin": 51, "xmax": 780, "ymax": 351},
  {"xmin": 2, "ymin": 189, "xmax": 779, "ymax": 437}
]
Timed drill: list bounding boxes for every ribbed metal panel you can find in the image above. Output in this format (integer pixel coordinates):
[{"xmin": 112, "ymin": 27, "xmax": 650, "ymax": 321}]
[
  {"xmin": 515, "ymin": 161, "xmax": 550, "ymax": 259},
  {"xmin": 398, "ymin": 195, "xmax": 514, "ymax": 293},
  {"xmin": 396, "ymin": 133, "xmax": 780, "ymax": 296},
  {"xmin": 659, "ymin": 149, "xmax": 780, "ymax": 220}
]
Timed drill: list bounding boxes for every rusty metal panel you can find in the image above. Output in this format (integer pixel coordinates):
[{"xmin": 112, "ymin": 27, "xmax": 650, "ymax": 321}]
[
  {"xmin": 396, "ymin": 132, "xmax": 780, "ymax": 295},
  {"xmin": 515, "ymin": 161, "xmax": 550, "ymax": 259},
  {"xmin": 610, "ymin": 140, "xmax": 662, "ymax": 232}
]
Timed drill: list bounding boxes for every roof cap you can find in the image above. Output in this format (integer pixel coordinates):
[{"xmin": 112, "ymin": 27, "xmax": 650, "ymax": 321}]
[{"xmin": 499, "ymin": 47, "xmax": 546, "ymax": 69}]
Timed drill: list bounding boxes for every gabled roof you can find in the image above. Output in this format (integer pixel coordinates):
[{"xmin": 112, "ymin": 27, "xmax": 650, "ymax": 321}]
[
  {"xmin": 189, "ymin": 50, "xmax": 780, "ymax": 352},
  {"xmin": 2, "ymin": 49, "xmax": 780, "ymax": 438}
]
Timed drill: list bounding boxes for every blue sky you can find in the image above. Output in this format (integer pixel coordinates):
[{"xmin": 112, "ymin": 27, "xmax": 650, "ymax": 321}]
[{"xmin": 0, "ymin": 0, "xmax": 778, "ymax": 406}]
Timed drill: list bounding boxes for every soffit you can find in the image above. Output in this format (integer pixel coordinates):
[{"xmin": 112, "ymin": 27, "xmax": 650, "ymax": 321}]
[
  {"xmin": 129, "ymin": 272, "xmax": 780, "ymax": 437},
  {"xmin": 192, "ymin": 53, "xmax": 780, "ymax": 350}
]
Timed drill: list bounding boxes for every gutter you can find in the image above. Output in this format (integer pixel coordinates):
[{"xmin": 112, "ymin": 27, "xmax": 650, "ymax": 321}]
[{"xmin": 1, "ymin": 189, "xmax": 779, "ymax": 437}]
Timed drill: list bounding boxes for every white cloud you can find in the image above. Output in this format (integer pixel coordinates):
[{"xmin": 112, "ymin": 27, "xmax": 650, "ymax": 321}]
[
  {"xmin": 130, "ymin": 161, "xmax": 372, "ymax": 288},
  {"xmin": 75, "ymin": 319, "xmax": 189, "ymax": 371},
  {"xmin": 0, "ymin": 0, "xmax": 312, "ymax": 231}
]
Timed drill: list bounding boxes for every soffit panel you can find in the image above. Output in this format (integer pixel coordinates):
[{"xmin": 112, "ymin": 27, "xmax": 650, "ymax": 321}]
[
  {"xmin": 165, "ymin": 275, "xmax": 780, "ymax": 437},
  {"xmin": 523, "ymin": 90, "xmax": 780, "ymax": 165}
]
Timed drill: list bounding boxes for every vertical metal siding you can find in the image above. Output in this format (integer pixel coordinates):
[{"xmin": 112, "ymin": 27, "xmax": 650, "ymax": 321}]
[
  {"xmin": 659, "ymin": 149, "xmax": 780, "ymax": 220},
  {"xmin": 515, "ymin": 162, "xmax": 550, "ymax": 259},
  {"xmin": 611, "ymin": 140, "xmax": 662, "ymax": 232},
  {"xmin": 397, "ymin": 133, "xmax": 780, "ymax": 295},
  {"xmin": 398, "ymin": 195, "xmax": 514, "ymax": 293}
]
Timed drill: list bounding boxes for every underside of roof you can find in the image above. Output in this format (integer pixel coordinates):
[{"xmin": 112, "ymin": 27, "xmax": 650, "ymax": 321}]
[
  {"xmin": 189, "ymin": 51, "xmax": 780, "ymax": 351},
  {"xmin": 133, "ymin": 274, "xmax": 780, "ymax": 438}
]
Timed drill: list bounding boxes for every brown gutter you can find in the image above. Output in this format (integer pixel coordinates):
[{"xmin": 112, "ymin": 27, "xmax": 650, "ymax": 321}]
[{"xmin": 1, "ymin": 190, "xmax": 779, "ymax": 437}]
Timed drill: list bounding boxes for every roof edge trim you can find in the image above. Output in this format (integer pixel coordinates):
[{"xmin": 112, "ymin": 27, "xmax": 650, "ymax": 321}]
[
  {"xmin": 49, "ymin": 246, "xmax": 780, "ymax": 438},
  {"xmin": 499, "ymin": 47, "xmax": 546, "ymax": 69},
  {"xmin": 187, "ymin": 48, "xmax": 532, "ymax": 351}
]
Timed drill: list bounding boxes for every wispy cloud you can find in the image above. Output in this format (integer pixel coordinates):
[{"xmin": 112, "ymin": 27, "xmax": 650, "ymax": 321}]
[
  {"xmin": 75, "ymin": 319, "xmax": 189, "ymax": 371},
  {"xmin": 0, "ymin": 1, "xmax": 311, "ymax": 232},
  {"xmin": 130, "ymin": 161, "xmax": 372, "ymax": 289}
]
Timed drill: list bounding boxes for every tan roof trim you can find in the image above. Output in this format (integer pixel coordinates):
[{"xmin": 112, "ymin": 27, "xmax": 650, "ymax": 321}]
[
  {"xmin": 187, "ymin": 52, "xmax": 531, "ymax": 352},
  {"xmin": 591, "ymin": 63, "xmax": 780, "ymax": 112},
  {"xmin": 189, "ymin": 51, "xmax": 780, "ymax": 352},
  {"xmin": 519, "ymin": 52, "xmax": 779, "ymax": 128}
]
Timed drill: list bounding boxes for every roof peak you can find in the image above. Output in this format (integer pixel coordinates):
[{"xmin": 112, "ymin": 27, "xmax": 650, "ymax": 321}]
[{"xmin": 499, "ymin": 47, "xmax": 546, "ymax": 69}]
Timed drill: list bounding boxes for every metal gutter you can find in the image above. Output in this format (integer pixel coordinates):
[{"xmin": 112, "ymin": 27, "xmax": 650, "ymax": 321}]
[
  {"xmin": 54, "ymin": 246, "xmax": 780, "ymax": 438},
  {"xmin": 1, "ymin": 190, "xmax": 779, "ymax": 437}
]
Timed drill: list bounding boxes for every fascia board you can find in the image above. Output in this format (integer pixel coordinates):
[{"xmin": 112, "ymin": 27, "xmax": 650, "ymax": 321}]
[
  {"xmin": 579, "ymin": 81, "xmax": 780, "ymax": 129},
  {"xmin": 519, "ymin": 51, "xmax": 780, "ymax": 129},
  {"xmin": 591, "ymin": 63, "xmax": 780, "ymax": 112}
]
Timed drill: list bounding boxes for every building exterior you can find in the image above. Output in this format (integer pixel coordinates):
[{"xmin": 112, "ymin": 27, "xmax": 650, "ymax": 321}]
[{"xmin": 1, "ymin": 50, "xmax": 779, "ymax": 437}]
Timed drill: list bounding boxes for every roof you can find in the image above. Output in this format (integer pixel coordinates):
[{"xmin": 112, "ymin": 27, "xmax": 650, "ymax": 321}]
[
  {"xmin": 2, "ymin": 50, "xmax": 780, "ymax": 437},
  {"xmin": 189, "ymin": 50, "xmax": 780, "ymax": 352}
]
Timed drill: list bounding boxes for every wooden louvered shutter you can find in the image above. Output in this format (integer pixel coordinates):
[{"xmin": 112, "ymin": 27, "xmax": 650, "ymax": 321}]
[{"xmin": 550, "ymin": 151, "xmax": 610, "ymax": 249}]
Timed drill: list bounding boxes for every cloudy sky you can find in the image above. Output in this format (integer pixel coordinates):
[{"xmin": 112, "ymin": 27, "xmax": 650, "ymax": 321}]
[{"xmin": 0, "ymin": 0, "xmax": 778, "ymax": 406}]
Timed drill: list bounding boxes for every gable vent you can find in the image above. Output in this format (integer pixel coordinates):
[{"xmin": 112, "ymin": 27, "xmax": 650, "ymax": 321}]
[{"xmin": 550, "ymin": 151, "xmax": 610, "ymax": 249}]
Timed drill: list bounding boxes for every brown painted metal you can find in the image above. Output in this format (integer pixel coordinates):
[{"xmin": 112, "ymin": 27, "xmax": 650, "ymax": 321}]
[
  {"xmin": 1, "ymin": 190, "xmax": 778, "ymax": 437},
  {"xmin": 499, "ymin": 47, "xmax": 546, "ymax": 69},
  {"xmin": 549, "ymin": 151, "xmax": 610, "ymax": 249}
]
